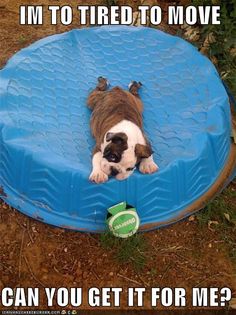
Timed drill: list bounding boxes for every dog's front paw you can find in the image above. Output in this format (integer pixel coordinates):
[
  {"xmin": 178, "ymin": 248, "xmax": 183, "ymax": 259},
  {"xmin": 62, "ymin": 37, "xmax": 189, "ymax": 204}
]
[
  {"xmin": 139, "ymin": 158, "xmax": 159, "ymax": 174},
  {"xmin": 97, "ymin": 76, "xmax": 109, "ymax": 90},
  {"xmin": 89, "ymin": 169, "xmax": 108, "ymax": 184},
  {"xmin": 128, "ymin": 81, "xmax": 142, "ymax": 89}
]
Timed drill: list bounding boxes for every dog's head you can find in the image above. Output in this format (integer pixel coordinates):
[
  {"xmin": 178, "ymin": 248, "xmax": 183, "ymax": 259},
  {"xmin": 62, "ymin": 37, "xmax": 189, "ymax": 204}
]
[{"xmin": 100, "ymin": 132, "xmax": 153, "ymax": 180}]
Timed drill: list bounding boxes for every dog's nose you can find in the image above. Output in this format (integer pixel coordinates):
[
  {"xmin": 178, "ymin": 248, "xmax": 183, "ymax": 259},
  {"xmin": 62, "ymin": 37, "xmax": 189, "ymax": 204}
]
[{"xmin": 110, "ymin": 167, "xmax": 119, "ymax": 177}]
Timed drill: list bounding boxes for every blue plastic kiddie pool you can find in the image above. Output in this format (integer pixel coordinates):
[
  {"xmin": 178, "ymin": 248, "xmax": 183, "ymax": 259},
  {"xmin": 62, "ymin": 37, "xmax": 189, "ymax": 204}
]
[{"xmin": 0, "ymin": 26, "xmax": 235, "ymax": 232}]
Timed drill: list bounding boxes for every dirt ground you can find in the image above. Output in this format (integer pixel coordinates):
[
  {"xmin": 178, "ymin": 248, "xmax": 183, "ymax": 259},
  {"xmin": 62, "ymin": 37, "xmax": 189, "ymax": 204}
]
[{"xmin": 0, "ymin": 0, "xmax": 236, "ymax": 312}]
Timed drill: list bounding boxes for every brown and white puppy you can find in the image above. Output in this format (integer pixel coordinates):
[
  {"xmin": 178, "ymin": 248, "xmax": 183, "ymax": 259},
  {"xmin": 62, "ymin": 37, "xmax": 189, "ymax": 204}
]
[{"xmin": 87, "ymin": 77, "xmax": 158, "ymax": 184}]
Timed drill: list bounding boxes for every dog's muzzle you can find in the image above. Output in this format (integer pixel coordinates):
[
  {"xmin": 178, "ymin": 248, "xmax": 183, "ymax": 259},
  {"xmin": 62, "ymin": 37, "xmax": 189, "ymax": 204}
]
[{"xmin": 110, "ymin": 167, "xmax": 119, "ymax": 177}]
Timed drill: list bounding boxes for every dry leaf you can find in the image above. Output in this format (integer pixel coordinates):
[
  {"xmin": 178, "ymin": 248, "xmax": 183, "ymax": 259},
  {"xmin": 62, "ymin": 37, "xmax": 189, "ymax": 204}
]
[
  {"xmin": 230, "ymin": 48, "xmax": 236, "ymax": 57},
  {"xmin": 200, "ymin": 32, "xmax": 216, "ymax": 54},
  {"xmin": 221, "ymin": 71, "xmax": 229, "ymax": 80},
  {"xmin": 210, "ymin": 56, "xmax": 218, "ymax": 65},
  {"xmin": 206, "ymin": 32, "xmax": 216, "ymax": 44},
  {"xmin": 202, "ymin": 32, "xmax": 216, "ymax": 49},
  {"xmin": 224, "ymin": 213, "xmax": 231, "ymax": 222},
  {"xmin": 184, "ymin": 28, "xmax": 200, "ymax": 42},
  {"xmin": 181, "ymin": 22, "xmax": 189, "ymax": 30},
  {"xmin": 132, "ymin": 11, "xmax": 139, "ymax": 26},
  {"xmin": 229, "ymin": 298, "xmax": 236, "ymax": 310},
  {"xmin": 208, "ymin": 220, "xmax": 219, "ymax": 231},
  {"xmin": 188, "ymin": 215, "xmax": 195, "ymax": 222},
  {"xmin": 200, "ymin": 46, "xmax": 209, "ymax": 55}
]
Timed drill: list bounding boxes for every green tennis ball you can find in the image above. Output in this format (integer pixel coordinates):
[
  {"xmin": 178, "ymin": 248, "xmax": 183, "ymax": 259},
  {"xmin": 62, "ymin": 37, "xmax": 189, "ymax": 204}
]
[{"xmin": 107, "ymin": 202, "xmax": 140, "ymax": 238}]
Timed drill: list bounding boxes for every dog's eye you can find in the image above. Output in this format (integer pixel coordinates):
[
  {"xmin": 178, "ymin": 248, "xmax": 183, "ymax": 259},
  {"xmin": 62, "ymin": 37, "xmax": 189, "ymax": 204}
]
[{"xmin": 126, "ymin": 167, "xmax": 135, "ymax": 171}]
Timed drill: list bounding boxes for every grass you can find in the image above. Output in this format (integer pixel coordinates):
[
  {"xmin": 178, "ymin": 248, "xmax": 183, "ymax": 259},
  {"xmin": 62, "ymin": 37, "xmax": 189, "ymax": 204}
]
[
  {"xmin": 185, "ymin": 1, "xmax": 236, "ymax": 266},
  {"xmin": 197, "ymin": 185, "xmax": 236, "ymax": 226},
  {"xmin": 18, "ymin": 35, "xmax": 27, "ymax": 44},
  {"xmin": 99, "ymin": 184, "xmax": 236, "ymax": 272},
  {"xmin": 106, "ymin": 0, "xmax": 118, "ymax": 6},
  {"xmin": 100, "ymin": 231, "xmax": 148, "ymax": 272},
  {"xmin": 192, "ymin": 0, "xmax": 236, "ymax": 96},
  {"xmin": 197, "ymin": 184, "xmax": 236, "ymax": 265},
  {"xmin": 100, "ymin": 184, "xmax": 236, "ymax": 271}
]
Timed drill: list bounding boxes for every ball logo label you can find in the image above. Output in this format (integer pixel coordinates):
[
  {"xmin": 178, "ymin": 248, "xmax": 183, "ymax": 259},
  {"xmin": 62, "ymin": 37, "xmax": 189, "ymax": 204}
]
[{"xmin": 107, "ymin": 202, "xmax": 140, "ymax": 238}]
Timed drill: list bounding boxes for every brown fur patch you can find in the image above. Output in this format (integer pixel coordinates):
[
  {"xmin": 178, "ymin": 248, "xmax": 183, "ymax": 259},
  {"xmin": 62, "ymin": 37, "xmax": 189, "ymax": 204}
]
[
  {"xmin": 106, "ymin": 132, "xmax": 128, "ymax": 144},
  {"xmin": 135, "ymin": 143, "xmax": 153, "ymax": 160},
  {"xmin": 87, "ymin": 86, "xmax": 144, "ymax": 148}
]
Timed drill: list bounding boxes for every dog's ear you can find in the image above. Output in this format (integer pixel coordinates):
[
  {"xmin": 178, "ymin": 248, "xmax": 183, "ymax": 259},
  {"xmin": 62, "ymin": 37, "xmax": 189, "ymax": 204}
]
[
  {"xmin": 135, "ymin": 143, "xmax": 153, "ymax": 159},
  {"xmin": 106, "ymin": 132, "xmax": 128, "ymax": 145}
]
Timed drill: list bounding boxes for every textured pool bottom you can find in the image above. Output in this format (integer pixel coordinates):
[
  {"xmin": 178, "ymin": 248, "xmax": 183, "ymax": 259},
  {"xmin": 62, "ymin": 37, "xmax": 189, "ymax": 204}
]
[{"xmin": 0, "ymin": 26, "xmax": 232, "ymax": 232}]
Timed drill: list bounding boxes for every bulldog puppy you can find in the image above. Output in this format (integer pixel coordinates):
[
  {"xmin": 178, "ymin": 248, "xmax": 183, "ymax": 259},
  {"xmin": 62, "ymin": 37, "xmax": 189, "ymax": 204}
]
[{"xmin": 87, "ymin": 77, "xmax": 159, "ymax": 183}]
